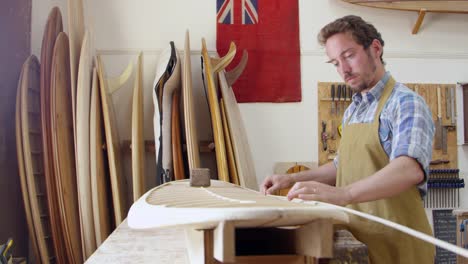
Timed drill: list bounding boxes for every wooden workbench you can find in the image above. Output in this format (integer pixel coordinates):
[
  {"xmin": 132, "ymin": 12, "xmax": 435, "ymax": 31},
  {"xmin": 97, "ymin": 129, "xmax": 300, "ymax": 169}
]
[
  {"xmin": 85, "ymin": 220, "xmax": 189, "ymax": 263},
  {"xmin": 85, "ymin": 220, "xmax": 369, "ymax": 264}
]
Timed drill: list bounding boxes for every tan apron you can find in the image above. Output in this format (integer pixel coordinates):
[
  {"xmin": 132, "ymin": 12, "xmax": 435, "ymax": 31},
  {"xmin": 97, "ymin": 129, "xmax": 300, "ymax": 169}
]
[{"xmin": 336, "ymin": 77, "xmax": 435, "ymax": 263}]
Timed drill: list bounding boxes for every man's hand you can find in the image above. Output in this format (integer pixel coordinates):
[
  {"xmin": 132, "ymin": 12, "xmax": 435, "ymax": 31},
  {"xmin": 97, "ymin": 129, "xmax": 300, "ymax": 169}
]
[
  {"xmin": 261, "ymin": 174, "xmax": 294, "ymax": 195},
  {"xmin": 287, "ymin": 181, "xmax": 352, "ymax": 206}
]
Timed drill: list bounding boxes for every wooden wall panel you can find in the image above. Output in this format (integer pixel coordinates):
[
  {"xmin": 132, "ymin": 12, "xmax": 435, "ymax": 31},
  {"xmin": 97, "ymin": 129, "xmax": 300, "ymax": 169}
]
[{"xmin": 0, "ymin": 0, "xmax": 31, "ymax": 257}]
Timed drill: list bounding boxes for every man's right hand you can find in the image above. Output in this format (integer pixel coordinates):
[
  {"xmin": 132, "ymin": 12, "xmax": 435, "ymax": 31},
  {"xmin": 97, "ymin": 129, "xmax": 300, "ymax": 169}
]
[{"xmin": 261, "ymin": 174, "xmax": 295, "ymax": 195}]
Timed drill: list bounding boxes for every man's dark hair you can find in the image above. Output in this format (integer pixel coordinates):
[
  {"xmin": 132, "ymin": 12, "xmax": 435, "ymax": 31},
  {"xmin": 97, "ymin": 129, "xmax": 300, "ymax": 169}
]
[{"xmin": 318, "ymin": 15, "xmax": 385, "ymax": 64}]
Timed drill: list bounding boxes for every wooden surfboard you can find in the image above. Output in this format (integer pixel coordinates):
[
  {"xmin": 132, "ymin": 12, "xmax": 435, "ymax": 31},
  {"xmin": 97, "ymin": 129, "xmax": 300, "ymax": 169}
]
[
  {"xmin": 127, "ymin": 180, "xmax": 468, "ymax": 259},
  {"xmin": 20, "ymin": 55, "xmax": 56, "ymax": 263},
  {"xmin": 67, "ymin": 0, "xmax": 85, "ymax": 132},
  {"xmin": 217, "ymin": 51, "xmax": 259, "ymax": 191},
  {"xmin": 76, "ymin": 30, "xmax": 97, "ymax": 259},
  {"xmin": 50, "ymin": 33, "xmax": 83, "ymax": 264},
  {"xmin": 39, "ymin": 7, "xmax": 65, "ymax": 263},
  {"xmin": 127, "ymin": 180, "xmax": 348, "ymax": 229},
  {"xmin": 172, "ymin": 90, "xmax": 185, "ymax": 180},
  {"xmin": 90, "ymin": 67, "xmax": 111, "ymax": 246},
  {"xmin": 220, "ymin": 99, "xmax": 239, "ymax": 185},
  {"xmin": 15, "ymin": 57, "xmax": 41, "ymax": 264},
  {"xmin": 201, "ymin": 39, "xmax": 236, "ymax": 183},
  {"xmin": 182, "ymin": 30, "xmax": 201, "ymax": 171},
  {"xmin": 96, "ymin": 55, "xmax": 127, "ymax": 225},
  {"xmin": 131, "ymin": 53, "xmax": 145, "ymax": 201},
  {"xmin": 342, "ymin": 0, "xmax": 468, "ymax": 13}
]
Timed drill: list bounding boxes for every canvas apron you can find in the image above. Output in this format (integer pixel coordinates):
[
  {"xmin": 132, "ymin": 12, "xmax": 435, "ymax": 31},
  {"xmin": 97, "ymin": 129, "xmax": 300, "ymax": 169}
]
[{"xmin": 336, "ymin": 77, "xmax": 435, "ymax": 263}]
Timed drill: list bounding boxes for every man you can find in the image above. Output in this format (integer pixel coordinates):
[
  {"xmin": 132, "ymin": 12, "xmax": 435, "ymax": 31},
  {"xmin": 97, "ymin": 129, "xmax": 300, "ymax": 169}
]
[{"xmin": 261, "ymin": 15, "xmax": 435, "ymax": 263}]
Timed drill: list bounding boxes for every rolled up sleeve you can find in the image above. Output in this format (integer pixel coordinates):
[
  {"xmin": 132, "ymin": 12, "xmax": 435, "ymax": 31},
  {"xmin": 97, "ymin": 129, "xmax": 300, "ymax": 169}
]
[{"xmin": 390, "ymin": 94, "xmax": 435, "ymax": 179}]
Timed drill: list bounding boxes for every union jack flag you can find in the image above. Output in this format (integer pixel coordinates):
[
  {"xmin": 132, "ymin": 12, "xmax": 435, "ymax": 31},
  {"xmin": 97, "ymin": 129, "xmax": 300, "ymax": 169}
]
[{"xmin": 217, "ymin": 0, "xmax": 258, "ymax": 25}]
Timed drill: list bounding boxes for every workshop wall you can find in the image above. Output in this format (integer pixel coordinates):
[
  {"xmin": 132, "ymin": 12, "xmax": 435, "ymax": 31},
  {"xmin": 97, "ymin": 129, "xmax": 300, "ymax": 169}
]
[{"xmin": 31, "ymin": 0, "xmax": 468, "ymax": 207}]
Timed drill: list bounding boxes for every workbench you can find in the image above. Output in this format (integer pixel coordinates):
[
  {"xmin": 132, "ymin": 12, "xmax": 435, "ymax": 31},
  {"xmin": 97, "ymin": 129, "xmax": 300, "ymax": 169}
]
[{"xmin": 85, "ymin": 220, "xmax": 369, "ymax": 264}]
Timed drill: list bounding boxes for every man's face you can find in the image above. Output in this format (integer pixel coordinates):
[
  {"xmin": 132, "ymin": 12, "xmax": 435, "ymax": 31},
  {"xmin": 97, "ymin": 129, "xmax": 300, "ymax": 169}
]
[{"xmin": 325, "ymin": 32, "xmax": 380, "ymax": 93}]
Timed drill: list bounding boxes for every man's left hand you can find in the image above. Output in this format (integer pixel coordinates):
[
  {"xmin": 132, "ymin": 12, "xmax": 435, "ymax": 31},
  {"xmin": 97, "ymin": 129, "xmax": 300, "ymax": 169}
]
[{"xmin": 286, "ymin": 181, "xmax": 352, "ymax": 206}]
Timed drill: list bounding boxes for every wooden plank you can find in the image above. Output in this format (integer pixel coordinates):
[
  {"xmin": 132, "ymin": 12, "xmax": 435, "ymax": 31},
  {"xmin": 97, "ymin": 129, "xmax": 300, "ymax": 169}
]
[
  {"xmin": 182, "ymin": 30, "xmax": 201, "ymax": 170},
  {"xmin": 15, "ymin": 57, "xmax": 41, "ymax": 263},
  {"xmin": 76, "ymin": 30, "xmax": 97, "ymax": 259},
  {"xmin": 131, "ymin": 53, "xmax": 145, "ymax": 200},
  {"xmin": 201, "ymin": 39, "xmax": 230, "ymax": 182},
  {"xmin": 90, "ymin": 67, "xmax": 112, "ymax": 247},
  {"xmin": 96, "ymin": 55, "xmax": 127, "ymax": 226},
  {"xmin": 21, "ymin": 55, "xmax": 54, "ymax": 263},
  {"xmin": 50, "ymin": 33, "xmax": 83, "ymax": 264},
  {"xmin": 39, "ymin": 7, "xmax": 65, "ymax": 263},
  {"xmin": 342, "ymin": 0, "xmax": 468, "ymax": 13}
]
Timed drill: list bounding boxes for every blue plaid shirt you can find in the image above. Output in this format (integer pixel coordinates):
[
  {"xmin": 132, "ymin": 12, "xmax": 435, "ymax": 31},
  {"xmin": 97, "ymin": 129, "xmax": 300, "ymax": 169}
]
[{"xmin": 334, "ymin": 72, "xmax": 434, "ymax": 195}]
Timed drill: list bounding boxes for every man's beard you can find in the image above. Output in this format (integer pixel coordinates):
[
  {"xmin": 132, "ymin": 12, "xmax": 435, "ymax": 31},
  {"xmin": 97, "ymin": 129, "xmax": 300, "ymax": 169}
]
[{"xmin": 347, "ymin": 50, "xmax": 377, "ymax": 93}]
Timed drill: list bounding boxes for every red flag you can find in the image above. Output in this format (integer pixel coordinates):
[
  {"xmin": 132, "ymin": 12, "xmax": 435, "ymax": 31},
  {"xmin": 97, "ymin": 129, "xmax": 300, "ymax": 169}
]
[{"xmin": 216, "ymin": 0, "xmax": 301, "ymax": 103}]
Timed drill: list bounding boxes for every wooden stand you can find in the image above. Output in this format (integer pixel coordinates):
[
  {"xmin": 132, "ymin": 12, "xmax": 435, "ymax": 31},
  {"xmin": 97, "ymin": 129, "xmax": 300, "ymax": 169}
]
[{"xmin": 185, "ymin": 220, "xmax": 333, "ymax": 264}]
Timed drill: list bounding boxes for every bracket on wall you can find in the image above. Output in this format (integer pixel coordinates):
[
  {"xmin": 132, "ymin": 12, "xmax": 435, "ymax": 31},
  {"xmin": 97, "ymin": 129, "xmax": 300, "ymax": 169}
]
[{"xmin": 412, "ymin": 9, "xmax": 426, "ymax": 34}]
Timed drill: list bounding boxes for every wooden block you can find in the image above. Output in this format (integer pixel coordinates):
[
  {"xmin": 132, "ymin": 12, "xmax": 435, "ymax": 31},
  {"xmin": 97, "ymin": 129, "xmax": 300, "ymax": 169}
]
[
  {"xmin": 190, "ymin": 169, "xmax": 211, "ymax": 187},
  {"xmin": 294, "ymin": 219, "xmax": 333, "ymax": 259},
  {"xmin": 213, "ymin": 221, "xmax": 235, "ymax": 262},
  {"xmin": 184, "ymin": 228, "xmax": 206, "ymax": 264}
]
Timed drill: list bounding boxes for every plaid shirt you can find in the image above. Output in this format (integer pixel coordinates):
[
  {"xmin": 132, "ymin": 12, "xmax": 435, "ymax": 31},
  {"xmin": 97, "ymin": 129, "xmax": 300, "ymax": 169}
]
[{"xmin": 334, "ymin": 72, "xmax": 434, "ymax": 195}]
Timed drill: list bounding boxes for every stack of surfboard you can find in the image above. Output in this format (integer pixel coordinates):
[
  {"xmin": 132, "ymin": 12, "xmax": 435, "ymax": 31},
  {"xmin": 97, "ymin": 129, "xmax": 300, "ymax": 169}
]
[
  {"xmin": 15, "ymin": 6, "xmax": 83, "ymax": 263},
  {"xmin": 14, "ymin": 2, "xmax": 142, "ymax": 262},
  {"xmin": 150, "ymin": 32, "xmax": 258, "ymax": 191},
  {"xmin": 15, "ymin": 7, "xmax": 258, "ymax": 264}
]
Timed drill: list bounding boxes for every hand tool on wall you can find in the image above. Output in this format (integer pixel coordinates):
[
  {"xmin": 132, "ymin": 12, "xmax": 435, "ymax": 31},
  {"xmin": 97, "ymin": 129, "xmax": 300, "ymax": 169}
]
[
  {"xmin": 446, "ymin": 86, "xmax": 451, "ymax": 120},
  {"xmin": 434, "ymin": 86, "xmax": 442, "ymax": 150},
  {"xmin": 450, "ymin": 87, "xmax": 456, "ymax": 126},
  {"xmin": 336, "ymin": 84, "xmax": 341, "ymax": 115},
  {"xmin": 442, "ymin": 126, "xmax": 448, "ymax": 154},
  {"xmin": 321, "ymin": 121, "xmax": 328, "ymax": 151},
  {"xmin": 330, "ymin": 84, "xmax": 336, "ymax": 115},
  {"xmin": 331, "ymin": 120, "xmax": 337, "ymax": 140},
  {"xmin": 341, "ymin": 84, "xmax": 347, "ymax": 114},
  {"xmin": 430, "ymin": 159, "xmax": 450, "ymax": 165}
]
